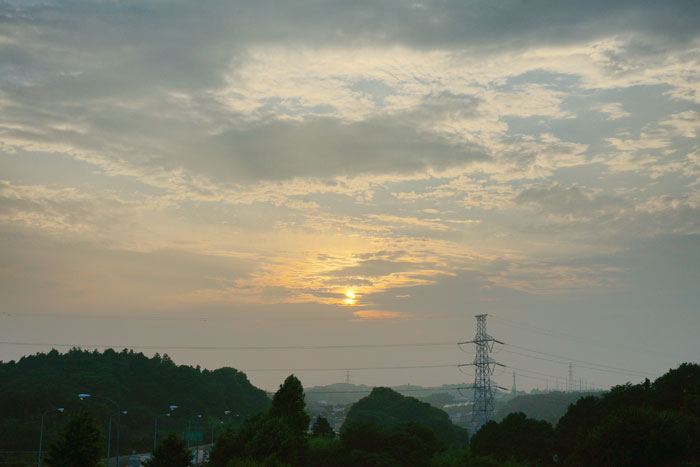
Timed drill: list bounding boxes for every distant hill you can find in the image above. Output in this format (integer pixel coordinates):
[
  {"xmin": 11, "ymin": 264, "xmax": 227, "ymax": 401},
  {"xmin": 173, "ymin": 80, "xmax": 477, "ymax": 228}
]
[
  {"xmin": 304, "ymin": 383, "xmax": 373, "ymax": 405},
  {"xmin": 341, "ymin": 387, "xmax": 469, "ymax": 447},
  {"xmin": 494, "ymin": 390, "xmax": 602, "ymax": 425},
  {"xmin": 304, "ymin": 382, "xmax": 470, "ymax": 407},
  {"xmin": 0, "ymin": 348, "xmax": 270, "ymax": 456}
]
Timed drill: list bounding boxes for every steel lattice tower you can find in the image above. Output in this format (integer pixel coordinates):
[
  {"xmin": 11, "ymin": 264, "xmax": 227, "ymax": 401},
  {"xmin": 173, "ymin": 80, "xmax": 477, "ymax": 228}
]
[
  {"xmin": 461, "ymin": 314, "xmax": 504, "ymax": 434},
  {"xmin": 567, "ymin": 363, "xmax": 574, "ymax": 392}
]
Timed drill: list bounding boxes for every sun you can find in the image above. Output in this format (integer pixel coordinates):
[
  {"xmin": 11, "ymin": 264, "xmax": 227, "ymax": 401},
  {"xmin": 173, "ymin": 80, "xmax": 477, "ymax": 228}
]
[{"xmin": 344, "ymin": 291, "xmax": 357, "ymax": 305}]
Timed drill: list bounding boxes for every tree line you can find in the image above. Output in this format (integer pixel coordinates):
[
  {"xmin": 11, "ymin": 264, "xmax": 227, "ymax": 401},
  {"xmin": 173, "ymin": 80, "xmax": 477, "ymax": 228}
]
[
  {"xmin": 0, "ymin": 348, "xmax": 270, "ymax": 459},
  {"xmin": 210, "ymin": 363, "xmax": 700, "ymax": 466},
  {"xmin": 3, "ymin": 348, "xmax": 699, "ymax": 466}
]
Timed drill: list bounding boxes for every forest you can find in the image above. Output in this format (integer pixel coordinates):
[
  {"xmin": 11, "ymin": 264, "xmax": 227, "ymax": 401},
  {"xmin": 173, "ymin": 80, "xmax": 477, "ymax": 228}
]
[
  {"xmin": 2, "ymin": 349, "xmax": 699, "ymax": 466},
  {"xmin": 206, "ymin": 364, "xmax": 700, "ymax": 466},
  {"xmin": 0, "ymin": 348, "xmax": 269, "ymax": 459}
]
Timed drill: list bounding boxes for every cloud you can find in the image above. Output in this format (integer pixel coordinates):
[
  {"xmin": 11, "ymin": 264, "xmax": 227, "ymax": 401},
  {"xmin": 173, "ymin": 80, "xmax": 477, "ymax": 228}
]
[
  {"xmin": 190, "ymin": 116, "xmax": 489, "ymax": 182},
  {"xmin": 0, "ymin": 231, "xmax": 255, "ymax": 313},
  {"xmin": 513, "ymin": 183, "xmax": 700, "ymax": 240},
  {"xmin": 324, "ymin": 259, "xmax": 425, "ymax": 278},
  {"xmin": 0, "ymin": 0, "xmax": 699, "ymax": 322},
  {"xmin": 0, "ymin": 180, "xmax": 143, "ymax": 240},
  {"xmin": 596, "ymin": 102, "xmax": 631, "ymax": 120},
  {"xmin": 515, "ymin": 184, "xmax": 629, "ymax": 217}
]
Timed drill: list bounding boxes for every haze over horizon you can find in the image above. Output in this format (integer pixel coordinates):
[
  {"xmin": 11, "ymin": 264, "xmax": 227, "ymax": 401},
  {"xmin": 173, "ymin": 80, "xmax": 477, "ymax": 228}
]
[{"xmin": 1, "ymin": 0, "xmax": 699, "ymax": 392}]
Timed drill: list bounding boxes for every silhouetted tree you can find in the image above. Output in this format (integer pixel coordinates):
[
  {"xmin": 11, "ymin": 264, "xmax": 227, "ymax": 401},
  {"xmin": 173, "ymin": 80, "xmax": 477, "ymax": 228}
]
[
  {"xmin": 341, "ymin": 387, "xmax": 467, "ymax": 448},
  {"xmin": 211, "ymin": 374, "xmax": 310, "ymax": 466},
  {"xmin": 270, "ymin": 374, "xmax": 310, "ymax": 437},
  {"xmin": 209, "ymin": 425, "xmax": 240, "ymax": 467},
  {"xmin": 341, "ymin": 419, "xmax": 444, "ymax": 467},
  {"xmin": 246, "ymin": 416, "xmax": 299, "ymax": 465},
  {"xmin": 143, "ymin": 433, "xmax": 190, "ymax": 467},
  {"xmin": 45, "ymin": 412, "xmax": 101, "ymax": 467},
  {"xmin": 307, "ymin": 437, "xmax": 345, "ymax": 467},
  {"xmin": 555, "ymin": 395, "xmax": 601, "ymax": 461},
  {"xmin": 0, "ymin": 349, "xmax": 269, "ymax": 454},
  {"xmin": 652, "ymin": 362, "xmax": 700, "ymax": 415},
  {"xmin": 311, "ymin": 416, "xmax": 335, "ymax": 438},
  {"xmin": 575, "ymin": 407, "xmax": 699, "ymax": 466},
  {"xmin": 471, "ymin": 412, "xmax": 554, "ymax": 465}
]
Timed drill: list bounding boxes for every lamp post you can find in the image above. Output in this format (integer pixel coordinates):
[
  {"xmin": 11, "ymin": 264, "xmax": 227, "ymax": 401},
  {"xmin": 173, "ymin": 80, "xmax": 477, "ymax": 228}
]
[
  {"xmin": 37, "ymin": 408, "xmax": 64, "ymax": 467},
  {"xmin": 211, "ymin": 420, "xmax": 224, "ymax": 445},
  {"xmin": 106, "ymin": 410, "xmax": 127, "ymax": 465},
  {"xmin": 185, "ymin": 412, "xmax": 202, "ymax": 463},
  {"xmin": 154, "ymin": 405, "xmax": 178, "ymax": 452},
  {"xmin": 79, "ymin": 393, "xmax": 122, "ymax": 467}
]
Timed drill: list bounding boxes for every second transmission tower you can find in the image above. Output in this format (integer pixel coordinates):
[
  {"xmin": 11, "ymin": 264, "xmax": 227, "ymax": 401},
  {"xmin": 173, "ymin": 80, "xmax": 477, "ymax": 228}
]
[{"xmin": 460, "ymin": 314, "xmax": 504, "ymax": 434}]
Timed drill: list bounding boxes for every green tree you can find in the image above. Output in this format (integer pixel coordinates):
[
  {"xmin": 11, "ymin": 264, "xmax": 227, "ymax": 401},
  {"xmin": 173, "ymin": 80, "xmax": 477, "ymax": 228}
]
[
  {"xmin": 341, "ymin": 387, "xmax": 467, "ymax": 448},
  {"xmin": 143, "ymin": 433, "xmax": 191, "ymax": 467},
  {"xmin": 246, "ymin": 416, "xmax": 299, "ymax": 465},
  {"xmin": 211, "ymin": 375, "xmax": 311, "ymax": 466},
  {"xmin": 576, "ymin": 407, "xmax": 700, "ymax": 466},
  {"xmin": 45, "ymin": 412, "xmax": 101, "ymax": 467},
  {"xmin": 0, "ymin": 349, "xmax": 270, "ymax": 454},
  {"xmin": 471, "ymin": 412, "xmax": 554, "ymax": 465},
  {"xmin": 342, "ymin": 419, "xmax": 445, "ymax": 467},
  {"xmin": 652, "ymin": 362, "xmax": 700, "ymax": 415},
  {"xmin": 209, "ymin": 425, "xmax": 241, "ymax": 467},
  {"xmin": 307, "ymin": 437, "xmax": 345, "ymax": 467},
  {"xmin": 311, "ymin": 416, "xmax": 335, "ymax": 438},
  {"xmin": 270, "ymin": 374, "xmax": 310, "ymax": 436}
]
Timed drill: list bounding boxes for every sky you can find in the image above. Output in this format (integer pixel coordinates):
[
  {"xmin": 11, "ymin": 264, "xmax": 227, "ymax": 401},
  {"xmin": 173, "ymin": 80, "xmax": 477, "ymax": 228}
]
[{"xmin": 1, "ymin": 0, "xmax": 699, "ymax": 392}]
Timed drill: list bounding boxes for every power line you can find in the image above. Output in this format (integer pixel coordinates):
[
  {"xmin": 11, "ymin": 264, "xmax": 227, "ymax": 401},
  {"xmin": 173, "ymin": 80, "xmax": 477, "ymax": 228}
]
[
  {"xmin": 243, "ymin": 364, "xmax": 458, "ymax": 372},
  {"xmin": 504, "ymin": 365, "xmax": 611, "ymax": 390},
  {"xmin": 0, "ymin": 340, "xmax": 455, "ymax": 351},
  {"xmin": 498, "ymin": 387, "xmax": 603, "ymax": 404},
  {"xmin": 502, "ymin": 344, "xmax": 657, "ymax": 378},
  {"xmin": 501, "ymin": 349, "xmax": 653, "ymax": 379},
  {"xmin": 489, "ymin": 314, "xmax": 685, "ymax": 362},
  {"xmin": 0, "ymin": 339, "xmax": 662, "ymax": 384},
  {"xmin": 305, "ymin": 387, "xmax": 472, "ymax": 395}
]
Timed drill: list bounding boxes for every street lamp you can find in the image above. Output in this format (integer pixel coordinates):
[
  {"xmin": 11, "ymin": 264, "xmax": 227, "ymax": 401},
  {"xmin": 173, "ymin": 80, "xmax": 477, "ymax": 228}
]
[
  {"xmin": 37, "ymin": 408, "xmax": 64, "ymax": 467},
  {"xmin": 106, "ymin": 410, "xmax": 127, "ymax": 464},
  {"xmin": 78, "ymin": 393, "xmax": 122, "ymax": 467},
  {"xmin": 211, "ymin": 420, "xmax": 224, "ymax": 445},
  {"xmin": 185, "ymin": 412, "xmax": 202, "ymax": 463},
  {"xmin": 154, "ymin": 405, "xmax": 178, "ymax": 452}
]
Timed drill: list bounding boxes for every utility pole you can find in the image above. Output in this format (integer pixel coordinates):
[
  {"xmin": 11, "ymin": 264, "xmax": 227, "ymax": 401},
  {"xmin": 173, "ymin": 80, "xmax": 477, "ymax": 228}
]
[
  {"xmin": 568, "ymin": 363, "xmax": 574, "ymax": 392},
  {"xmin": 512, "ymin": 372, "xmax": 517, "ymax": 398},
  {"xmin": 459, "ymin": 314, "xmax": 504, "ymax": 435}
]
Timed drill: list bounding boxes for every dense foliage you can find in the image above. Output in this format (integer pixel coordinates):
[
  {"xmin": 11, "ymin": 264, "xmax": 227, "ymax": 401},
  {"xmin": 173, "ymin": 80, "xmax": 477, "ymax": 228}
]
[
  {"xmin": 5, "ymin": 349, "xmax": 698, "ymax": 467},
  {"xmin": 45, "ymin": 412, "xmax": 101, "ymax": 467},
  {"xmin": 471, "ymin": 412, "xmax": 554, "ymax": 465},
  {"xmin": 212, "ymin": 379, "xmax": 473, "ymax": 467},
  {"xmin": 341, "ymin": 387, "xmax": 469, "ymax": 448},
  {"xmin": 143, "ymin": 433, "xmax": 191, "ymax": 467},
  {"xmin": 494, "ymin": 391, "xmax": 599, "ymax": 425},
  {"xmin": 311, "ymin": 416, "xmax": 334, "ymax": 438},
  {"xmin": 210, "ymin": 375, "xmax": 309, "ymax": 466},
  {"xmin": 471, "ymin": 363, "xmax": 700, "ymax": 466},
  {"xmin": 0, "ymin": 348, "xmax": 270, "ymax": 454},
  {"xmin": 556, "ymin": 362, "xmax": 700, "ymax": 466}
]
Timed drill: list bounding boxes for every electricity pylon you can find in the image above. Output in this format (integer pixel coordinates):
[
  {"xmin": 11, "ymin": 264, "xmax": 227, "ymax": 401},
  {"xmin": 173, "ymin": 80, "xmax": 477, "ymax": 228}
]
[
  {"xmin": 459, "ymin": 314, "xmax": 505, "ymax": 435},
  {"xmin": 567, "ymin": 363, "xmax": 574, "ymax": 392}
]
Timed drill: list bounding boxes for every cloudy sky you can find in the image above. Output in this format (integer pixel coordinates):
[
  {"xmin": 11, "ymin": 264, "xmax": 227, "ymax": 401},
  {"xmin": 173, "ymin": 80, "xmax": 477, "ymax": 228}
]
[{"xmin": 1, "ymin": 0, "xmax": 699, "ymax": 391}]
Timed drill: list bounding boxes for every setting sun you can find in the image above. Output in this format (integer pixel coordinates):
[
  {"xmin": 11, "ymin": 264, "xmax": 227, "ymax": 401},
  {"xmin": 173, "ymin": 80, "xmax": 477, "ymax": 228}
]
[{"xmin": 344, "ymin": 291, "xmax": 357, "ymax": 305}]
